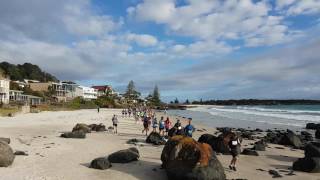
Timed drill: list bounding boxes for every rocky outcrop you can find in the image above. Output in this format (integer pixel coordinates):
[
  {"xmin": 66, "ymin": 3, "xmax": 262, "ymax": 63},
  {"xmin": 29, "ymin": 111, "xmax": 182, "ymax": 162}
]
[
  {"xmin": 162, "ymin": 135, "xmax": 226, "ymax": 180},
  {"xmin": 0, "ymin": 141, "xmax": 15, "ymax": 167},
  {"xmin": 88, "ymin": 124, "xmax": 106, "ymax": 132},
  {"xmin": 60, "ymin": 131, "xmax": 86, "ymax": 139},
  {"xmin": 264, "ymin": 130, "xmax": 302, "ymax": 149},
  {"xmin": 253, "ymin": 140, "xmax": 266, "ymax": 151},
  {"xmin": 293, "ymin": 142, "xmax": 320, "ymax": 173},
  {"xmin": 108, "ymin": 147, "xmax": 139, "ymax": 163},
  {"xmin": 146, "ymin": 132, "xmax": 165, "ymax": 145},
  {"xmin": 306, "ymin": 123, "xmax": 320, "ymax": 130},
  {"xmin": 90, "ymin": 157, "xmax": 112, "ymax": 170},
  {"xmin": 198, "ymin": 133, "xmax": 234, "ymax": 154},
  {"xmin": 72, "ymin": 123, "xmax": 91, "ymax": 133}
]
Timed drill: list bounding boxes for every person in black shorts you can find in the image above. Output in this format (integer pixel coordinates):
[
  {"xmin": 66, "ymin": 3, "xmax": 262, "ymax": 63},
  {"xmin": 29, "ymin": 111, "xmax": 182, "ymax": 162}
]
[{"xmin": 228, "ymin": 134, "xmax": 241, "ymax": 171}]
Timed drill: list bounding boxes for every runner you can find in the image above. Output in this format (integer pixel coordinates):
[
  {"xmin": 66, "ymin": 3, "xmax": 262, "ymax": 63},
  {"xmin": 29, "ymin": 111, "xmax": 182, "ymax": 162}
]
[
  {"xmin": 228, "ymin": 133, "xmax": 241, "ymax": 171},
  {"xmin": 159, "ymin": 116, "xmax": 165, "ymax": 136},
  {"xmin": 164, "ymin": 117, "xmax": 172, "ymax": 136},
  {"xmin": 112, "ymin": 114, "xmax": 118, "ymax": 134}
]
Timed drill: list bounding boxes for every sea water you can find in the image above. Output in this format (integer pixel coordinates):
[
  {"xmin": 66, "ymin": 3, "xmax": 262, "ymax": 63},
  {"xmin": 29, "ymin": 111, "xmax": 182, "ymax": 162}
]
[{"xmin": 167, "ymin": 105, "xmax": 320, "ymax": 130}]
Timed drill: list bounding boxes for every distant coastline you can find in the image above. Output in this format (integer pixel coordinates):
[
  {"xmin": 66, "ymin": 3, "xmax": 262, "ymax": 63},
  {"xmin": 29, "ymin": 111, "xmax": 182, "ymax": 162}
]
[{"xmin": 190, "ymin": 99, "xmax": 320, "ymax": 106}]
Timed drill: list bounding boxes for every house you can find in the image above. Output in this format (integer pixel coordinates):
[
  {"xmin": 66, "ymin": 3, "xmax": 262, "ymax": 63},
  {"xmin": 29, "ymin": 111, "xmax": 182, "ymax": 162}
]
[
  {"xmin": 0, "ymin": 78, "xmax": 10, "ymax": 104},
  {"xmin": 9, "ymin": 90, "xmax": 42, "ymax": 105},
  {"xmin": 79, "ymin": 86, "xmax": 98, "ymax": 100},
  {"xmin": 91, "ymin": 85, "xmax": 116, "ymax": 97}
]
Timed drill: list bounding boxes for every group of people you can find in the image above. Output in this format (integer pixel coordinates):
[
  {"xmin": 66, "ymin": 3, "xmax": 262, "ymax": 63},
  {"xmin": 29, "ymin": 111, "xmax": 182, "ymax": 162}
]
[{"xmin": 111, "ymin": 107, "xmax": 241, "ymax": 172}]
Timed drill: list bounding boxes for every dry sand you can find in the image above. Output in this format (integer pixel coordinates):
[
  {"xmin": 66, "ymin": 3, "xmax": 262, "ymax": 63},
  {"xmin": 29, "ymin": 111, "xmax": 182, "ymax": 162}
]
[{"xmin": 0, "ymin": 109, "xmax": 319, "ymax": 180}]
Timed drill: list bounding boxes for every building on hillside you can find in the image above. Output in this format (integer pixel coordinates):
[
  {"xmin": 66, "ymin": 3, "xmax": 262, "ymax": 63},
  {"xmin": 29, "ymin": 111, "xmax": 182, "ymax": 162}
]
[
  {"xmin": 79, "ymin": 86, "xmax": 98, "ymax": 100},
  {"xmin": 0, "ymin": 78, "xmax": 10, "ymax": 104},
  {"xmin": 91, "ymin": 85, "xmax": 116, "ymax": 97},
  {"xmin": 12, "ymin": 80, "xmax": 27, "ymax": 88},
  {"xmin": 9, "ymin": 90, "xmax": 42, "ymax": 106}
]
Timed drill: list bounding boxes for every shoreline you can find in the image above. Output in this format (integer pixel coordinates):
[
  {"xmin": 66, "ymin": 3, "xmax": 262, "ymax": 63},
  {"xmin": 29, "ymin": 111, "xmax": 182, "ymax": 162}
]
[{"xmin": 0, "ymin": 108, "xmax": 319, "ymax": 180}]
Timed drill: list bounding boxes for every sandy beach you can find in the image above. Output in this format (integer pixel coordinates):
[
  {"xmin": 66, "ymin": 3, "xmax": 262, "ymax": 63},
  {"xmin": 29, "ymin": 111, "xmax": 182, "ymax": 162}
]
[{"xmin": 0, "ymin": 109, "xmax": 319, "ymax": 180}]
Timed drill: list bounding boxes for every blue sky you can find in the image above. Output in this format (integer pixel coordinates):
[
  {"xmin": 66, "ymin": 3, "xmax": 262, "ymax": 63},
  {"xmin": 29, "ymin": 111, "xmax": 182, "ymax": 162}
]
[{"xmin": 0, "ymin": 0, "xmax": 320, "ymax": 102}]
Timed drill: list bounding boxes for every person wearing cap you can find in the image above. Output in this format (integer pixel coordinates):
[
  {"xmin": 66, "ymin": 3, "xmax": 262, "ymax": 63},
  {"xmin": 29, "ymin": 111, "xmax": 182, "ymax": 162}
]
[{"xmin": 184, "ymin": 118, "xmax": 194, "ymax": 137}]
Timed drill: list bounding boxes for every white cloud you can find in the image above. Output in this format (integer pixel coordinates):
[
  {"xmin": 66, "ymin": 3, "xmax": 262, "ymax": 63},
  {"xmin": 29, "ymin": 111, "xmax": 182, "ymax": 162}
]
[
  {"xmin": 126, "ymin": 33, "xmax": 158, "ymax": 47},
  {"xmin": 276, "ymin": 0, "xmax": 320, "ymax": 16},
  {"xmin": 128, "ymin": 0, "xmax": 298, "ymax": 48}
]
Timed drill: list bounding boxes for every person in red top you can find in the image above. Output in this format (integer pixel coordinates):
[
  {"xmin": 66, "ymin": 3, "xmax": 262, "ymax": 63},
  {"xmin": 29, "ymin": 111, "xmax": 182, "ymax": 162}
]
[{"xmin": 164, "ymin": 117, "xmax": 172, "ymax": 136}]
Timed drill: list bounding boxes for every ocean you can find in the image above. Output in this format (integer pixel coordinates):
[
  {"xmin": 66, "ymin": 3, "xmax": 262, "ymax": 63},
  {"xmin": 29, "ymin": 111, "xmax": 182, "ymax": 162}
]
[{"xmin": 167, "ymin": 105, "xmax": 320, "ymax": 131}]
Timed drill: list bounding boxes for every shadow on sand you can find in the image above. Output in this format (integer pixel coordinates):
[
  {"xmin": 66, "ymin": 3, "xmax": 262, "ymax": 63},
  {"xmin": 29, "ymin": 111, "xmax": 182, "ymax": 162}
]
[
  {"xmin": 266, "ymin": 154, "xmax": 298, "ymax": 163},
  {"xmin": 82, "ymin": 160, "xmax": 167, "ymax": 180}
]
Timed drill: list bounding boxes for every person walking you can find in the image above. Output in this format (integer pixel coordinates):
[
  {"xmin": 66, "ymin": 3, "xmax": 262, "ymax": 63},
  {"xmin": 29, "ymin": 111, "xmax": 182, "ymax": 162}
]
[
  {"xmin": 112, "ymin": 114, "xmax": 118, "ymax": 134},
  {"xmin": 184, "ymin": 119, "xmax": 194, "ymax": 137},
  {"xmin": 228, "ymin": 134, "xmax": 241, "ymax": 171},
  {"xmin": 159, "ymin": 116, "xmax": 165, "ymax": 136},
  {"xmin": 164, "ymin": 117, "xmax": 172, "ymax": 136},
  {"xmin": 152, "ymin": 117, "xmax": 158, "ymax": 132}
]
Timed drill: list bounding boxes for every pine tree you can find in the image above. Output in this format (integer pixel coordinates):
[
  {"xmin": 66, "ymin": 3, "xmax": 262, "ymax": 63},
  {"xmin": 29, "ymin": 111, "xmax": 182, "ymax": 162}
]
[
  {"xmin": 152, "ymin": 85, "xmax": 161, "ymax": 106},
  {"xmin": 124, "ymin": 80, "xmax": 140, "ymax": 100},
  {"xmin": 174, "ymin": 97, "xmax": 179, "ymax": 104}
]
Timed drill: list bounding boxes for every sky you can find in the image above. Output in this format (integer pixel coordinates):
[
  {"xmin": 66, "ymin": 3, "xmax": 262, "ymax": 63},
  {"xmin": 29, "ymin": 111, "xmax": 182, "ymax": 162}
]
[{"xmin": 0, "ymin": 0, "xmax": 320, "ymax": 102}]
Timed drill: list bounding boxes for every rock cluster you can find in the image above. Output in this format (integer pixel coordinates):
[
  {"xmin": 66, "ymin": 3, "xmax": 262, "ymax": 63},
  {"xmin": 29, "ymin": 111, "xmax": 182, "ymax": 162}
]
[{"xmin": 162, "ymin": 135, "xmax": 226, "ymax": 180}]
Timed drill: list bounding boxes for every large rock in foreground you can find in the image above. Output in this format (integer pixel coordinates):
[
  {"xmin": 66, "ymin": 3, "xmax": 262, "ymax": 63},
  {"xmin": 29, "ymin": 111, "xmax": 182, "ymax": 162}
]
[
  {"xmin": 60, "ymin": 131, "xmax": 86, "ymax": 139},
  {"xmin": 198, "ymin": 133, "xmax": 233, "ymax": 154},
  {"xmin": 162, "ymin": 135, "xmax": 226, "ymax": 180},
  {"xmin": 292, "ymin": 142, "xmax": 320, "ymax": 173},
  {"xmin": 72, "ymin": 123, "xmax": 91, "ymax": 133},
  {"xmin": 293, "ymin": 157, "xmax": 320, "ymax": 173},
  {"xmin": 108, "ymin": 147, "xmax": 139, "ymax": 163},
  {"xmin": 0, "ymin": 138, "xmax": 10, "ymax": 144},
  {"xmin": 90, "ymin": 157, "xmax": 112, "ymax": 170},
  {"xmin": 0, "ymin": 141, "xmax": 15, "ymax": 167},
  {"xmin": 146, "ymin": 132, "xmax": 165, "ymax": 145}
]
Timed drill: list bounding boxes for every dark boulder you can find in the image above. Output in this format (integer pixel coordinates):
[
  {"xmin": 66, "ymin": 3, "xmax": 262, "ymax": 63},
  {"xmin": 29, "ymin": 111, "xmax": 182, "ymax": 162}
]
[
  {"xmin": 216, "ymin": 127, "xmax": 232, "ymax": 134},
  {"xmin": 241, "ymin": 148, "xmax": 259, "ymax": 156},
  {"xmin": 60, "ymin": 131, "xmax": 86, "ymax": 139},
  {"xmin": 90, "ymin": 157, "xmax": 112, "ymax": 170},
  {"xmin": 72, "ymin": 123, "xmax": 91, "ymax": 133},
  {"xmin": 278, "ymin": 130, "xmax": 302, "ymax": 148},
  {"xmin": 316, "ymin": 129, "xmax": 320, "ymax": 139},
  {"xmin": 89, "ymin": 124, "xmax": 106, "ymax": 132},
  {"xmin": 108, "ymin": 147, "xmax": 139, "ymax": 163},
  {"xmin": 198, "ymin": 133, "xmax": 233, "ymax": 155},
  {"xmin": 306, "ymin": 123, "xmax": 320, "ymax": 130},
  {"xmin": 305, "ymin": 142, "xmax": 320, "ymax": 158},
  {"xmin": 146, "ymin": 132, "xmax": 165, "ymax": 145},
  {"xmin": 0, "ymin": 141, "xmax": 15, "ymax": 167},
  {"xmin": 162, "ymin": 135, "xmax": 226, "ymax": 180},
  {"xmin": 0, "ymin": 138, "xmax": 10, "ymax": 144},
  {"xmin": 253, "ymin": 140, "xmax": 266, "ymax": 151},
  {"xmin": 14, "ymin": 151, "xmax": 28, "ymax": 156},
  {"xmin": 240, "ymin": 131, "xmax": 254, "ymax": 140},
  {"xmin": 293, "ymin": 157, "xmax": 320, "ymax": 173}
]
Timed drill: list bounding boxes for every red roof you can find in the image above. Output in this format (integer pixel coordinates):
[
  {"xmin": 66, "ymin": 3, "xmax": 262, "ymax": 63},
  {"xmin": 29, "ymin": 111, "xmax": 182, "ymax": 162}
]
[{"xmin": 91, "ymin": 85, "xmax": 111, "ymax": 91}]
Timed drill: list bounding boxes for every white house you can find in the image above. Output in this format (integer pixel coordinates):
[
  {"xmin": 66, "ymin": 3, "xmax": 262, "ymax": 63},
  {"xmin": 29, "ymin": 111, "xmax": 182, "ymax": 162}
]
[
  {"xmin": 79, "ymin": 86, "xmax": 98, "ymax": 100},
  {"xmin": 0, "ymin": 78, "xmax": 10, "ymax": 104}
]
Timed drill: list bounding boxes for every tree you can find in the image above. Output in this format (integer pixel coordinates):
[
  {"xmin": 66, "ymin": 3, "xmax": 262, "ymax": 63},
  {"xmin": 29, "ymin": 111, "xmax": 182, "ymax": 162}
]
[
  {"xmin": 174, "ymin": 97, "xmax": 179, "ymax": 104},
  {"xmin": 152, "ymin": 85, "xmax": 161, "ymax": 106},
  {"xmin": 185, "ymin": 99, "xmax": 190, "ymax": 104},
  {"xmin": 124, "ymin": 80, "xmax": 140, "ymax": 100}
]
